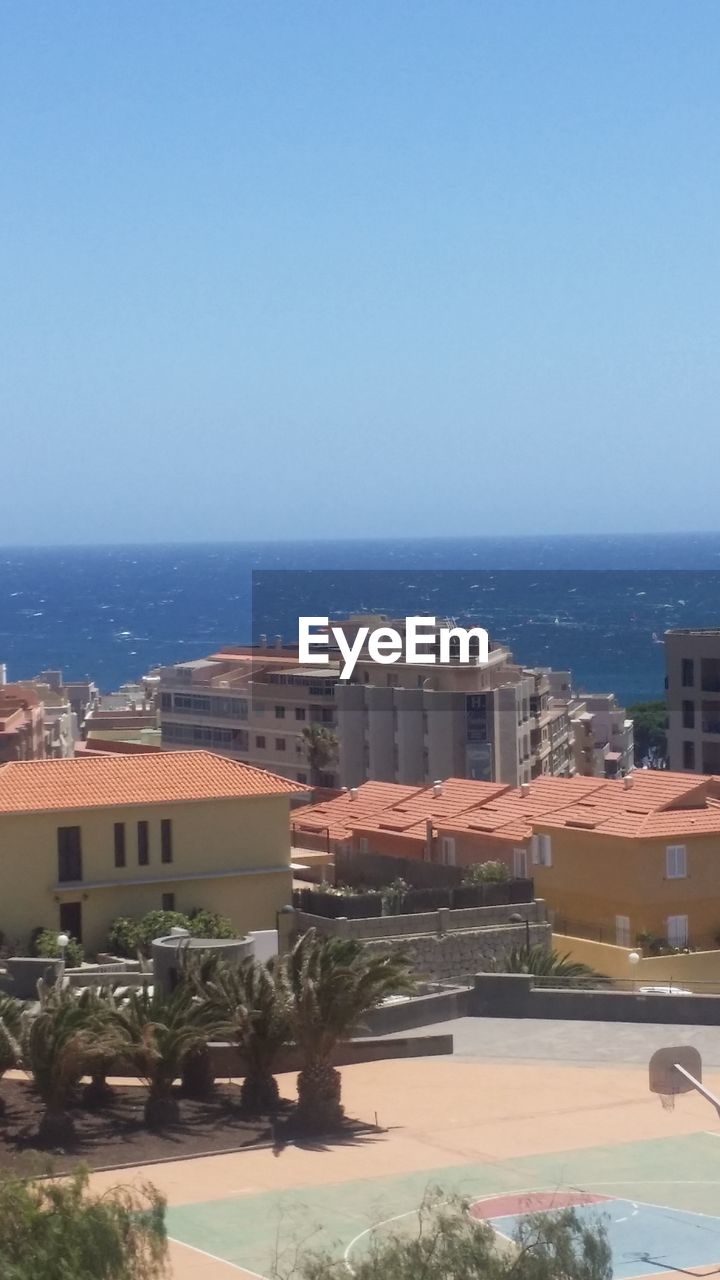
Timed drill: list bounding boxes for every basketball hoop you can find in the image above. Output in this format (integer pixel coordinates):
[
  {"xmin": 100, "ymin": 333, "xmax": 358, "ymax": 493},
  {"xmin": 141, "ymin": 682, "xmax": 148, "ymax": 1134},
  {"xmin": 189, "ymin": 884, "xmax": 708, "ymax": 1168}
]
[{"xmin": 649, "ymin": 1046, "xmax": 703, "ymax": 1112}]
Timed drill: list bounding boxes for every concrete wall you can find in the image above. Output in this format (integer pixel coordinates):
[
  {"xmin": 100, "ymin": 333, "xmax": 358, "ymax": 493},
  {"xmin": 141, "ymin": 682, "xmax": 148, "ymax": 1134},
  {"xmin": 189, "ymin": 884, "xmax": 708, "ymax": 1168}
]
[
  {"xmin": 359, "ymin": 923, "xmax": 550, "ymax": 982},
  {"xmin": 471, "ymin": 973, "xmax": 720, "ymax": 1024},
  {"xmin": 556, "ymin": 933, "xmax": 720, "ymax": 993},
  {"xmin": 292, "ymin": 900, "xmax": 546, "ymax": 942}
]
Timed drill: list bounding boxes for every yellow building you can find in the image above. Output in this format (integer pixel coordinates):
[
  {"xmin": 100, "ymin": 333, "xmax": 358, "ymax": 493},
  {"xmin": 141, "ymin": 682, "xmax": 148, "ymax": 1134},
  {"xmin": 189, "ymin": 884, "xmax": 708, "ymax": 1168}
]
[
  {"xmin": 531, "ymin": 771, "xmax": 720, "ymax": 950},
  {"xmin": 0, "ymin": 750, "xmax": 305, "ymax": 955}
]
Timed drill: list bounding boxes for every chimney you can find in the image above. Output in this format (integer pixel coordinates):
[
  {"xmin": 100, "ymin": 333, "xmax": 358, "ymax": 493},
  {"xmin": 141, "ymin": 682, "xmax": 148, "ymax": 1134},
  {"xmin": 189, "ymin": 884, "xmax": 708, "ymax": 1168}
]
[
  {"xmin": 0, "ymin": 663, "xmax": 6, "ymax": 686},
  {"xmin": 623, "ymin": 774, "xmax": 633, "ymax": 790},
  {"xmin": 432, "ymin": 780, "xmax": 443, "ymax": 797},
  {"xmin": 259, "ymin": 634, "xmax": 268, "ymax": 649},
  {"xmin": 520, "ymin": 782, "xmax": 530, "ymax": 797},
  {"xmin": 275, "ymin": 634, "xmax": 283, "ymax": 650},
  {"xmin": 349, "ymin": 787, "xmax": 358, "ymax": 801}
]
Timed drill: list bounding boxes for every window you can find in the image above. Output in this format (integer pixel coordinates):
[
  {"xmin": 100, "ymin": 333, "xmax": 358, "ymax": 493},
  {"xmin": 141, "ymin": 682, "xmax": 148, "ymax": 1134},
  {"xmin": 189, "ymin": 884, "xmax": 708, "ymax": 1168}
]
[
  {"xmin": 295, "ymin": 707, "xmax": 306, "ymax": 721},
  {"xmin": 682, "ymin": 700, "xmax": 695, "ymax": 730},
  {"xmin": 275, "ymin": 737, "xmax": 286, "ymax": 751},
  {"xmin": 114, "ymin": 822, "xmax": 126, "ymax": 868},
  {"xmin": 537, "ymin": 834, "xmax": 552, "ymax": 867},
  {"xmin": 682, "ymin": 658, "xmax": 695, "ymax": 688},
  {"xmin": 440, "ymin": 837, "xmax": 456, "ymax": 867},
  {"xmin": 275, "ymin": 705, "xmax": 285, "ymax": 719},
  {"xmin": 358, "ymin": 837, "xmax": 369, "ymax": 853},
  {"xmin": 667, "ymin": 914, "xmax": 689, "ymax": 948},
  {"xmin": 57, "ymin": 826, "xmax": 82, "ymax": 882},
  {"xmin": 161, "ymin": 892, "xmax": 175, "ymax": 912},
  {"xmin": 666, "ymin": 844, "xmax": 687, "ymax": 879},
  {"xmin": 512, "ymin": 848, "xmax": 528, "ymax": 878},
  {"xmin": 615, "ymin": 915, "xmax": 631, "ymax": 947},
  {"xmin": 160, "ymin": 692, "xmax": 172, "ymax": 710},
  {"xmin": 137, "ymin": 820, "xmax": 149, "ymax": 866},
  {"xmin": 256, "ymin": 735, "xmax": 266, "ymax": 748},
  {"xmin": 683, "ymin": 740, "xmax": 695, "ymax": 770},
  {"xmin": 161, "ymin": 818, "xmax": 173, "ymax": 864},
  {"xmin": 297, "ymin": 771, "xmax": 308, "ymax": 784}
]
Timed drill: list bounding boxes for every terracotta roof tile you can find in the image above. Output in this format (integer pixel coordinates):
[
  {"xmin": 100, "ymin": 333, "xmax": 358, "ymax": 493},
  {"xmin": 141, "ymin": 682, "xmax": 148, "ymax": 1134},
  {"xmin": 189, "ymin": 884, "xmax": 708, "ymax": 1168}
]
[{"xmin": 0, "ymin": 750, "xmax": 305, "ymax": 815}]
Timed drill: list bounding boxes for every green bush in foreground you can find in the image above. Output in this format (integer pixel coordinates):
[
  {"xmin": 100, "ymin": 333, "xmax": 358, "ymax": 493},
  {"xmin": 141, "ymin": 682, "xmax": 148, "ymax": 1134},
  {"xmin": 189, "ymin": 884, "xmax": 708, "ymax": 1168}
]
[
  {"xmin": 0, "ymin": 1167, "xmax": 167, "ymax": 1280},
  {"xmin": 287, "ymin": 1194, "xmax": 611, "ymax": 1280}
]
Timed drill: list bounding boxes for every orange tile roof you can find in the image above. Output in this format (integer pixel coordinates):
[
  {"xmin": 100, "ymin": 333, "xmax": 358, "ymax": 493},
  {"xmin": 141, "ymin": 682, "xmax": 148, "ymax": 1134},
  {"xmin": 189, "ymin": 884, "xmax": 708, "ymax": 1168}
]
[
  {"xmin": 0, "ymin": 750, "xmax": 305, "ymax": 815},
  {"xmin": 293, "ymin": 771, "xmax": 720, "ymax": 847},
  {"xmin": 437, "ymin": 776, "xmax": 608, "ymax": 842},
  {"xmin": 293, "ymin": 778, "xmax": 509, "ymax": 844}
]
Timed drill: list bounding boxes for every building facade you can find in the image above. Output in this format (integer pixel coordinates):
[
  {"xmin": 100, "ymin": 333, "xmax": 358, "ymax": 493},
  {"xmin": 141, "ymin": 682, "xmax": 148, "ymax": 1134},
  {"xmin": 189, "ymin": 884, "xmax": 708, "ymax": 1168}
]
[
  {"xmin": 0, "ymin": 750, "xmax": 303, "ymax": 954},
  {"xmin": 666, "ymin": 629, "xmax": 720, "ymax": 774}
]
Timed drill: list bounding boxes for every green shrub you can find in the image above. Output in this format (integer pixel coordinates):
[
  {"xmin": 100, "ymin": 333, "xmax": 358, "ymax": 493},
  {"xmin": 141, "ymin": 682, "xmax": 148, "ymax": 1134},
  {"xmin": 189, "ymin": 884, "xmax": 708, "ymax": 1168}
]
[
  {"xmin": 32, "ymin": 929, "xmax": 84, "ymax": 968},
  {"xmin": 0, "ymin": 1166, "xmax": 166, "ymax": 1280},
  {"xmin": 107, "ymin": 908, "xmax": 237, "ymax": 958},
  {"xmin": 462, "ymin": 860, "xmax": 511, "ymax": 885}
]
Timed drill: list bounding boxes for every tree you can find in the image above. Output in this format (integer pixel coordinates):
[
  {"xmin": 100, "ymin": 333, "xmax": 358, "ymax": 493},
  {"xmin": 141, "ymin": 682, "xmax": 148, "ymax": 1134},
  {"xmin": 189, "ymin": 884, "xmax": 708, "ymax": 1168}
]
[
  {"xmin": 0, "ymin": 1167, "xmax": 167, "ymax": 1280},
  {"xmin": 627, "ymin": 701, "xmax": 668, "ymax": 768},
  {"xmin": 206, "ymin": 956, "xmax": 291, "ymax": 1114},
  {"xmin": 23, "ymin": 983, "xmax": 122, "ymax": 1145},
  {"xmin": 301, "ymin": 725, "xmax": 338, "ymax": 786},
  {"xmin": 496, "ymin": 944, "xmax": 608, "ymax": 986},
  {"xmin": 114, "ymin": 982, "xmax": 224, "ymax": 1129},
  {"xmin": 462, "ymin": 861, "xmax": 511, "ymax": 884},
  {"xmin": 283, "ymin": 929, "xmax": 414, "ymax": 1131},
  {"xmin": 284, "ymin": 1192, "xmax": 611, "ymax": 1280},
  {"xmin": 0, "ymin": 994, "xmax": 22, "ymax": 1114}
]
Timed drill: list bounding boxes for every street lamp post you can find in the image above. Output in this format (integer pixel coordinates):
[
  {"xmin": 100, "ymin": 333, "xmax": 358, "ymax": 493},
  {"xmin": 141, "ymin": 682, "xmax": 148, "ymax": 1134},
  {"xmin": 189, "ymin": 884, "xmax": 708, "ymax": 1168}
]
[{"xmin": 57, "ymin": 932, "xmax": 69, "ymax": 987}]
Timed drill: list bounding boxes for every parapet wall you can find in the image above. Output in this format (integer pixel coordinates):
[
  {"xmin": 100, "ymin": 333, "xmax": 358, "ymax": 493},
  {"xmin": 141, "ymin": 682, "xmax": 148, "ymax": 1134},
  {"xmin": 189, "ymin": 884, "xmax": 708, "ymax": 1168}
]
[{"xmin": 471, "ymin": 974, "xmax": 720, "ymax": 1025}]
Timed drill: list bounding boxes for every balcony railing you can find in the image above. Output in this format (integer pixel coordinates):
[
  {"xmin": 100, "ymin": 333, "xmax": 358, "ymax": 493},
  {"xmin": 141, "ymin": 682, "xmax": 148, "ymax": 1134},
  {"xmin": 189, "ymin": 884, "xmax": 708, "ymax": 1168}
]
[{"xmin": 702, "ymin": 720, "xmax": 720, "ymax": 735}]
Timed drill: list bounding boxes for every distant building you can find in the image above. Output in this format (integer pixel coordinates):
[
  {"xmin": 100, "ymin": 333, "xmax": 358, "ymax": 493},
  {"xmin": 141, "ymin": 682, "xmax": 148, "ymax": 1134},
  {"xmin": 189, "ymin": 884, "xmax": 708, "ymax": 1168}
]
[
  {"xmin": 0, "ymin": 685, "xmax": 45, "ymax": 762},
  {"xmin": 546, "ymin": 673, "xmax": 634, "ymax": 778},
  {"xmin": 157, "ymin": 618, "xmax": 632, "ymax": 790},
  {"xmin": 665, "ymin": 629, "xmax": 720, "ymax": 774}
]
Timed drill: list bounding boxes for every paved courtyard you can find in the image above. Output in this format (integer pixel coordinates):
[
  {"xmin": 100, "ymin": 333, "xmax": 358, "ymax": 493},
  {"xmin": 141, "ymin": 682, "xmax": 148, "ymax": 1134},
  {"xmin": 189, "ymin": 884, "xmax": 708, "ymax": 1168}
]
[{"xmin": 87, "ymin": 1016, "xmax": 720, "ymax": 1279}]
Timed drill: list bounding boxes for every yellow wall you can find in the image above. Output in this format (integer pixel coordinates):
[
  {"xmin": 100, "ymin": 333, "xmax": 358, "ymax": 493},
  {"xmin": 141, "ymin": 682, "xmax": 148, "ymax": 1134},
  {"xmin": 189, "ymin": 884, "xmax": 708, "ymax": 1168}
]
[
  {"xmin": 555, "ymin": 934, "xmax": 720, "ymax": 993},
  {"xmin": 533, "ymin": 824, "xmax": 720, "ymax": 946},
  {"xmin": 0, "ymin": 793, "xmax": 293, "ymax": 954}
]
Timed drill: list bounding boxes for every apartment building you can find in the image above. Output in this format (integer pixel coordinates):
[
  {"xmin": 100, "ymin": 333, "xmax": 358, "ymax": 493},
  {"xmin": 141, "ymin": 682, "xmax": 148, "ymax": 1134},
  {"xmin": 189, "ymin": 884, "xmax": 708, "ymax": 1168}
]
[
  {"xmin": 158, "ymin": 619, "xmax": 642, "ymax": 790},
  {"xmin": 546, "ymin": 674, "xmax": 634, "ymax": 778},
  {"xmin": 294, "ymin": 770, "xmax": 720, "ymax": 950},
  {"xmin": 336, "ymin": 626, "xmax": 575, "ymax": 788},
  {"xmin": 157, "ymin": 644, "xmax": 339, "ymax": 787},
  {"xmin": 666, "ymin": 629, "xmax": 720, "ymax": 774},
  {"xmin": 0, "ymin": 750, "xmax": 304, "ymax": 954},
  {"xmin": 0, "ymin": 686, "xmax": 45, "ymax": 762}
]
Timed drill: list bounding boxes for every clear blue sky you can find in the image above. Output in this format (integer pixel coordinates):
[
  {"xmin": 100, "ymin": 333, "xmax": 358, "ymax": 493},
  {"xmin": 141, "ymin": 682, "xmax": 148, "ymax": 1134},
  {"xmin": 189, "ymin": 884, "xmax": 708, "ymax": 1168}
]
[{"xmin": 2, "ymin": 1, "xmax": 719, "ymax": 544}]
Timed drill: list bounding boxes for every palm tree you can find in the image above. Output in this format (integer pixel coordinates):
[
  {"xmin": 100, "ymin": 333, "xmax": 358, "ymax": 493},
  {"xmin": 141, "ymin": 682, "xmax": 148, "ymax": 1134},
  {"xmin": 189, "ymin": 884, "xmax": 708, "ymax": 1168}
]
[
  {"xmin": 0, "ymin": 993, "xmax": 22, "ymax": 1115},
  {"xmin": 301, "ymin": 725, "xmax": 338, "ymax": 787},
  {"xmin": 206, "ymin": 957, "xmax": 291, "ymax": 1114},
  {"xmin": 115, "ymin": 983, "xmax": 223, "ymax": 1129},
  {"xmin": 23, "ymin": 983, "xmax": 121, "ymax": 1145},
  {"xmin": 283, "ymin": 929, "xmax": 414, "ymax": 1132},
  {"xmin": 497, "ymin": 943, "xmax": 608, "ymax": 985}
]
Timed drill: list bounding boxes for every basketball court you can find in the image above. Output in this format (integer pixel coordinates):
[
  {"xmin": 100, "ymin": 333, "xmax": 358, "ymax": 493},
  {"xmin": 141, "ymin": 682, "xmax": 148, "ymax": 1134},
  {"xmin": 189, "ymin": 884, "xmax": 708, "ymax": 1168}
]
[{"xmin": 87, "ymin": 1020, "xmax": 720, "ymax": 1279}]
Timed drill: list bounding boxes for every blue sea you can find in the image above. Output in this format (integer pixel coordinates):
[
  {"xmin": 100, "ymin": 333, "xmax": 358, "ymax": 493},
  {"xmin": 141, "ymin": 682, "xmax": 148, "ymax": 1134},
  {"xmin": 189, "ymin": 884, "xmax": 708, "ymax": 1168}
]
[{"xmin": 2, "ymin": 534, "xmax": 720, "ymax": 704}]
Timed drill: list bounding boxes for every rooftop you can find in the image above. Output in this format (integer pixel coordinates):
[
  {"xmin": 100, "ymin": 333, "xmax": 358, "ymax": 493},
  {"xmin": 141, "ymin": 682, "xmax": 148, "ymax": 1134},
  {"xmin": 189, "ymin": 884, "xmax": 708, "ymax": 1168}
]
[
  {"xmin": 293, "ymin": 771, "xmax": 720, "ymax": 846},
  {"xmin": 0, "ymin": 750, "xmax": 306, "ymax": 815}
]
